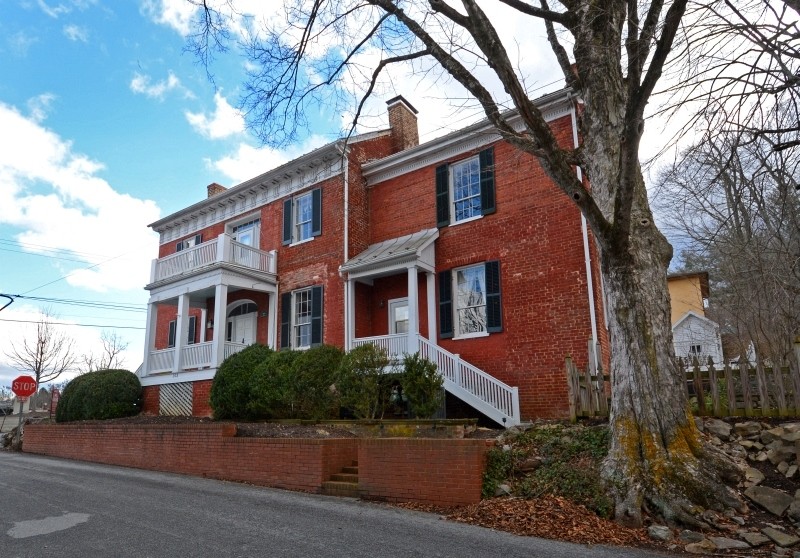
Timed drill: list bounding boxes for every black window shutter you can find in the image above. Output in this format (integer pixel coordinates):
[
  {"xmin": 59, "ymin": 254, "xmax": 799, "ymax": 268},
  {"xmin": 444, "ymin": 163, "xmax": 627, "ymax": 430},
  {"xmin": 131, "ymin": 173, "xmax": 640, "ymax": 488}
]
[
  {"xmin": 194, "ymin": 234, "xmax": 202, "ymax": 245},
  {"xmin": 479, "ymin": 147, "xmax": 496, "ymax": 215},
  {"xmin": 282, "ymin": 198, "xmax": 293, "ymax": 245},
  {"xmin": 311, "ymin": 188, "xmax": 322, "ymax": 237},
  {"xmin": 176, "ymin": 241, "xmax": 184, "ymax": 252},
  {"xmin": 168, "ymin": 320, "xmax": 176, "ymax": 348},
  {"xmin": 435, "ymin": 164, "xmax": 450, "ymax": 228},
  {"xmin": 438, "ymin": 270, "xmax": 453, "ymax": 339},
  {"xmin": 311, "ymin": 286, "xmax": 323, "ymax": 346},
  {"xmin": 485, "ymin": 260, "xmax": 503, "ymax": 332},
  {"xmin": 187, "ymin": 316, "xmax": 196, "ymax": 345},
  {"xmin": 280, "ymin": 293, "xmax": 292, "ymax": 349}
]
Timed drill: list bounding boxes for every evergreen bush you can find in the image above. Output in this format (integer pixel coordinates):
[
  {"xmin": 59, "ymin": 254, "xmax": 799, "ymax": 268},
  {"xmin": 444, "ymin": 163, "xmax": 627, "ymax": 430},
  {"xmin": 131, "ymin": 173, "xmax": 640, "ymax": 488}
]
[
  {"xmin": 288, "ymin": 345, "xmax": 343, "ymax": 419},
  {"xmin": 402, "ymin": 353, "xmax": 443, "ymax": 418},
  {"xmin": 248, "ymin": 349, "xmax": 298, "ymax": 419},
  {"xmin": 209, "ymin": 344, "xmax": 273, "ymax": 419},
  {"xmin": 55, "ymin": 369, "xmax": 141, "ymax": 423},
  {"xmin": 337, "ymin": 344, "xmax": 391, "ymax": 419}
]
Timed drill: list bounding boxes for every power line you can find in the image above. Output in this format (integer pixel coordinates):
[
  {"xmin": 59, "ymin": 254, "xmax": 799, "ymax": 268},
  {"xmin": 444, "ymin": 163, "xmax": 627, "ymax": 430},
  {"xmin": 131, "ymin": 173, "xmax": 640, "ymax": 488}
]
[
  {"xmin": 0, "ymin": 318, "xmax": 144, "ymax": 330},
  {"xmin": 0, "ymin": 294, "xmax": 146, "ymax": 313},
  {"xmin": 0, "ymin": 247, "xmax": 94, "ymax": 264}
]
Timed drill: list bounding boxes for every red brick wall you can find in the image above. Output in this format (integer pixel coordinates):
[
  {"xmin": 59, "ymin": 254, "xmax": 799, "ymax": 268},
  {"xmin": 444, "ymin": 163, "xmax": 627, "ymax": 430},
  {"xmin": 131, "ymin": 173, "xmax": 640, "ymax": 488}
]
[
  {"xmin": 24, "ymin": 424, "xmax": 488, "ymax": 506},
  {"xmin": 358, "ymin": 438, "xmax": 490, "ymax": 506},
  {"xmin": 192, "ymin": 380, "xmax": 213, "ymax": 417},
  {"xmin": 142, "ymin": 386, "xmax": 159, "ymax": 415},
  {"xmin": 366, "ymin": 115, "xmax": 599, "ymax": 419}
]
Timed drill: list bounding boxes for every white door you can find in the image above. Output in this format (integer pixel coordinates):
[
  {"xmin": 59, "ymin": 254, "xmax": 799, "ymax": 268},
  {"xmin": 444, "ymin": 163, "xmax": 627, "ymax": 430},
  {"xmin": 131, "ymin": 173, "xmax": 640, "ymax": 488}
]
[
  {"xmin": 388, "ymin": 298, "xmax": 409, "ymax": 334},
  {"xmin": 228, "ymin": 313, "xmax": 257, "ymax": 345}
]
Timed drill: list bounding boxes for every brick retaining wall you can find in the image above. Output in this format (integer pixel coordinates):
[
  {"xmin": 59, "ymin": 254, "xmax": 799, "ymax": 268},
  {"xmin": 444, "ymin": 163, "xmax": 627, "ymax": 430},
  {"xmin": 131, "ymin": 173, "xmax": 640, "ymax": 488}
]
[{"xmin": 24, "ymin": 424, "xmax": 489, "ymax": 506}]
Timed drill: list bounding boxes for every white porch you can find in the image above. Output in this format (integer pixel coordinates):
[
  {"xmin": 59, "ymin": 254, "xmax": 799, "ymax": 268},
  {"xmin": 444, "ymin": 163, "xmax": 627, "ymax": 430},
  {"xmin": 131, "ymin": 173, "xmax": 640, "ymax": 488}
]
[
  {"xmin": 342, "ymin": 229, "xmax": 520, "ymax": 427},
  {"xmin": 139, "ymin": 234, "xmax": 278, "ymax": 386}
]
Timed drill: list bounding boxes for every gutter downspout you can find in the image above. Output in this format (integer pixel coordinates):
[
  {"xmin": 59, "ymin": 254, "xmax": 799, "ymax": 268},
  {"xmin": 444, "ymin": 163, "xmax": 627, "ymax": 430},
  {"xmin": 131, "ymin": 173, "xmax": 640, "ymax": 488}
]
[
  {"xmin": 570, "ymin": 98, "xmax": 599, "ymax": 369},
  {"xmin": 341, "ymin": 145, "xmax": 351, "ymax": 351}
]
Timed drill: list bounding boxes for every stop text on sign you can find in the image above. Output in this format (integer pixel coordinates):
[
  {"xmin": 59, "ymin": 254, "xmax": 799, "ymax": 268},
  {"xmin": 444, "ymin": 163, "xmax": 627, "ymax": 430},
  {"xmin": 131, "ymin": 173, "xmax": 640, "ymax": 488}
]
[{"xmin": 11, "ymin": 375, "xmax": 37, "ymax": 398}]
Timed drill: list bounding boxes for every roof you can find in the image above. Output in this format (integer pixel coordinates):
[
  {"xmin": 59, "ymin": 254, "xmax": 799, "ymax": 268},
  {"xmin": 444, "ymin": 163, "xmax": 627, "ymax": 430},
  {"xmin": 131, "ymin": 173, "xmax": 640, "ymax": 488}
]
[
  {"xmin": 340, "ymin": 228, "xmax": 438, "ymax": 275},
  {"xmin": 672, "ymin": 310, "xmax": 720, "ymax": 332}
]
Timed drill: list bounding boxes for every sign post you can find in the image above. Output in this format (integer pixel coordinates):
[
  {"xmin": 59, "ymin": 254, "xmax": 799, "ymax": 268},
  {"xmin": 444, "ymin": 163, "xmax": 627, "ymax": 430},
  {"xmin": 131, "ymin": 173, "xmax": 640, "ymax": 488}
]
[{"xmin": 11, "ymin": 375, "xmax": 36, "ymax": 448}]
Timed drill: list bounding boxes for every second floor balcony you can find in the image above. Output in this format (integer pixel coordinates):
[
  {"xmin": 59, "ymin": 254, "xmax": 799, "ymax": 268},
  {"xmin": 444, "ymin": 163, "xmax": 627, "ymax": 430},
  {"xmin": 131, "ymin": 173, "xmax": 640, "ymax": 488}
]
[{"xmin": 148, "ymin": 233, "xmax": 277, "ymax": 287}]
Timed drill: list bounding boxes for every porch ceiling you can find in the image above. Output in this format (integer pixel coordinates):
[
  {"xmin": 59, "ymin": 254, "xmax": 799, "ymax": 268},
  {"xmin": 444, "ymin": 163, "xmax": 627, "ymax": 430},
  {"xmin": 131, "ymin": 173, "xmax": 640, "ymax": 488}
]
[{"xmin": 340, "ymin": 228, "xmax": 438, "ymax": 279}]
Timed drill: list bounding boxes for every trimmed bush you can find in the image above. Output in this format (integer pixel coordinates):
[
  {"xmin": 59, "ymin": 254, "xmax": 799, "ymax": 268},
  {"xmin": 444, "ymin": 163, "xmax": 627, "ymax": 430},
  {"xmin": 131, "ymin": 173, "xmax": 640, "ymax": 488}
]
[
  {"xmin": 248, "ymin": 349, "xmax": 299, "ymax": 419},
  {"xmin": 337, "ymin": 344, "xmax": 392, "ymax": 419},
  {"xmin": 288, "ymin": 345, "xmax": 343, "ymax": 419},
  {"xmin": 55, "ymin": 369, "xmax": 141, "ymax": 423},
  {"xmin": 210, "ymin": 344, "xmax": 274, "ymax": 419},
  {"xmin": 402, "ymin": 352, "xmax": 444, "ymax": 418}
]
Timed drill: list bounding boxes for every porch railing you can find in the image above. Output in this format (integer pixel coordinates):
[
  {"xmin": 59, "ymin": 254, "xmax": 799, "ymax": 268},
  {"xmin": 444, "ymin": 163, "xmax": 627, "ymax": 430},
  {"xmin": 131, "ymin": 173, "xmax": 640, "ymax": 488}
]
[
  {"xmin": 351, "ymin": 333, "xmax": 408, "ymax": 359},
  {"xmin": 351, "ymin": 333, "xmax": 520, "ymax": 427},
  {"xmin": 142, "ymin": 341, "xmax": 248, "ymax": 376},
  {"xmin": 151, "ymin": 234, "xmax": 277, "ymax": 283},
  {"xmin": 147, "ymin": 348, "xmax": 175, "ymax": 374},
  {"xmin": 182, "ymin": 342, "xmax": 213, "ymax": 369},
  {"xmin": 224, "ymin": 342, "xmax": 247, "ymax": 360}
]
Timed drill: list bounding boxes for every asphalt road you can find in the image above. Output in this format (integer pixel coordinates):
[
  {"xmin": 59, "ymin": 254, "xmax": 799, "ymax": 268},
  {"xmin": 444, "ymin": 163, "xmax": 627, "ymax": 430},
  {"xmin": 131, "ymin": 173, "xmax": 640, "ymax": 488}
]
[{"xmin": 0, "ymin": 452, "xmax": 671, "ymax": 558}]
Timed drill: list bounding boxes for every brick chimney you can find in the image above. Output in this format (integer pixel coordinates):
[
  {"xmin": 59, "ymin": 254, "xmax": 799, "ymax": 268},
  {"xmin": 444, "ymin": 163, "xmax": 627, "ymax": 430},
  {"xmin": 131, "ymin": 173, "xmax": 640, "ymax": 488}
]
[
  {"xmin": 386, "ymin": 95, "xmax": 419, "ymax": 153},
  {"xmin": 207, "ymin": 182, "xmax": 227, "ymax": 198}
]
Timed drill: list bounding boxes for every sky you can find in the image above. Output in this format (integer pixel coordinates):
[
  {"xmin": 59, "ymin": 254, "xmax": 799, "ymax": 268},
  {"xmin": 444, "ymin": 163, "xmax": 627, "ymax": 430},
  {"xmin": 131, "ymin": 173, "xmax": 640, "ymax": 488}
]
[{"xmin": 0, "ymin": 0, "xmax": 685, "ymax": 391}]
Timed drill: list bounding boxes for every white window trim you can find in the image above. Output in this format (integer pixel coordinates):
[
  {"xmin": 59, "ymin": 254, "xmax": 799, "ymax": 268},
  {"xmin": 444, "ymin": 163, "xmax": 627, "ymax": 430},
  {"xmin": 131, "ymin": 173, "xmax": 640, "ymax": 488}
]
[
  {"xmin": 292, "ymin": 287, "xmax": 313, "ymax": 350},
  {"xmin": 451, "ymin": 263, "xmax": 488, "ymax": 339},
  {"xmin": 228, "ymin": 215, "xmax": 261, "ymax": 247},
  {"xmin": 293, "ymin": 191, "xmax": 314, "ymax": 244},
  {"xmin": 289, "ymin": 236, "xmax": 314, "ymax": 248},
  {"xmin": 449, "ymin": 155, "xmax": 481, "ymax": 225}
]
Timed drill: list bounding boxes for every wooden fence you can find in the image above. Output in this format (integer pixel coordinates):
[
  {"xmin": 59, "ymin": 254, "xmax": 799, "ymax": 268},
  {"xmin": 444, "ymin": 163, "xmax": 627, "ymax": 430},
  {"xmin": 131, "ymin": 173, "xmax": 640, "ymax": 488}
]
[{"xmin": 566, "ymin": 348, "xmax": 800, "ymax": 421}]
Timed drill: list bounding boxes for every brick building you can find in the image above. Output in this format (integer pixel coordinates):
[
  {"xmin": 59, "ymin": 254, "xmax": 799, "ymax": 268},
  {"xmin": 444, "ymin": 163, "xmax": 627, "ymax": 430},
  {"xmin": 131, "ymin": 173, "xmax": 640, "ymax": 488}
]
[{"xmin": 138, "ymin": 89, "xmax": 608, "ymax": 425}]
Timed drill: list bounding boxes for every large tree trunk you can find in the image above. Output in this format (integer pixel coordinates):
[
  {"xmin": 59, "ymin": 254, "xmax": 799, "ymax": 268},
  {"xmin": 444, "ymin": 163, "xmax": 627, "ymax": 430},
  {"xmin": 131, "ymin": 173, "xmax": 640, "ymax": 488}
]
[{"xmin": 599, "ymin": 201, "xmax": 743, "ymax": 527}]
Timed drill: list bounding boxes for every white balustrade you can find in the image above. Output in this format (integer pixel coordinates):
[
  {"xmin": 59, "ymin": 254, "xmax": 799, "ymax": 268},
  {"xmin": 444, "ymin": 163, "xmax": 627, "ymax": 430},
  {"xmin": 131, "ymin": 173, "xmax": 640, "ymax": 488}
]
[
  {"xmin": 148, "ymin": 348, "xmax": 176, "ymax": 374},
  {"xmin": 351, "ymin": 333, "xmax": 408, "ymax": 360},
  {"xmin": 224, "ymin": 342, "xmax": 247, "ymax": 360},
  {"xmin": 182, "ymin": 342, "xmax": 213, "ymax": 369},
  {"xmin": 151, "ymin": 235, "xmax": 276, "ymax": 282}
]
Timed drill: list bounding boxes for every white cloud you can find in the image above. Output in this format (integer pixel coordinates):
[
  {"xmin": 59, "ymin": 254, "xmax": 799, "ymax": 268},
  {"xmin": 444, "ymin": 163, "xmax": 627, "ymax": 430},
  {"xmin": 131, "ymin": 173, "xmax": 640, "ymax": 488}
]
[
  {"xmin": 63, "ymin": 24, "xmax": 88, "ymax": 42},
  {"xmin": 129, "ymin": 71, "xmax": 183, "ymax": 100},
  {"xmin": 8, "ymin": 31, "xmax": 38, "ymax": 57},
  {"xmin": 141, "ymin": 0, "xmax": 198, "ymax": 36},
  {"xmin": 37, "ymin": 0, "xmax": 72, "ymax": 18},
  {"xmin": 185, "ymin": 92, "xmax": 245, "ymax": 139},
  {"xmin": 27, "ymin": 93, "xmax": 57, "ymax": 123},
  {"xmin": 210, "ymin": 135, "xmax": 330, "ymax": 184},
  {"xmin": 0, "ymin": 102, "xmax": 161, "ymax": 293}
]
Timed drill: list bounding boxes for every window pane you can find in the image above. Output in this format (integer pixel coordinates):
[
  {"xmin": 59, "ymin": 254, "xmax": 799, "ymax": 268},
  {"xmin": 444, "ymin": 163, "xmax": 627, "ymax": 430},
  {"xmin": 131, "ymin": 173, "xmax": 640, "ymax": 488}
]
[
  {"xmin": 295, "ymin": 193, "xmax": 313, "ymax": 241},
  {"xmin": 294, "ymin": 289, "xmax": 312, "ymax": 347},
  {"xmin": 451, "ymin": 157, "xmax": 481, "ymax": 222},
  {"xmin": 455, "ymin": 265, "xmax": 487, "ymax": 334}
]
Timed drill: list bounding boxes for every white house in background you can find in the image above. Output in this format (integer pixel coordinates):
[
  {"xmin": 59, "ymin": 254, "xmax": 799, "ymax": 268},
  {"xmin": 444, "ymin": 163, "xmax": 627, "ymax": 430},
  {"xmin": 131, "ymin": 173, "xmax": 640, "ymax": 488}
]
[{"xmin": 667, "ymin": 271, "xmax": 725, "ymax": 364}]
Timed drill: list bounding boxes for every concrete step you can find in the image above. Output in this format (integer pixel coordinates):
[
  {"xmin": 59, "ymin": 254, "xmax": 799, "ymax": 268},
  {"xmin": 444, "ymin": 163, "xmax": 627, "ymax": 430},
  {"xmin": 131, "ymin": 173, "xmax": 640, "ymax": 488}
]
[
  {"xmin": 330, "ymin": 473, "xmax": 358, "ymax": 483},
  {"xmin": 342, "ymin": 466, "xmax": 359, "ymax": 475},
  {"xmin": 321, "ymin": 481, "xmax": 359, "ymax": 498}
]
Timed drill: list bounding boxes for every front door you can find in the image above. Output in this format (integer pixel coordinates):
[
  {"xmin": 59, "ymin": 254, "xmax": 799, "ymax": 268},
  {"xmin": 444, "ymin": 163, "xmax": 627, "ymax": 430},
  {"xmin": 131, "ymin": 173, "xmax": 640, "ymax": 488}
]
[
  {"xmin": 227, "ymin": 313, "xmax": 257, "ymax": 344},
  {"xmin": 388, "ymin": 298, "xmax": 409, "ymax": 334}
]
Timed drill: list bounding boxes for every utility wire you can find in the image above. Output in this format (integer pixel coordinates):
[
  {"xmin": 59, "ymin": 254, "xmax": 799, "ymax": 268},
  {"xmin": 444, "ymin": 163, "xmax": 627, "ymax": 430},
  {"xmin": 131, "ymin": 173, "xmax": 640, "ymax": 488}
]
[
  {"xmin": 0, "ymin": 318, "xmax": 144, "ymax": 330},
  {"xmin": 0, "ymin": 294, "xmax": 146, "ymax": 313}
]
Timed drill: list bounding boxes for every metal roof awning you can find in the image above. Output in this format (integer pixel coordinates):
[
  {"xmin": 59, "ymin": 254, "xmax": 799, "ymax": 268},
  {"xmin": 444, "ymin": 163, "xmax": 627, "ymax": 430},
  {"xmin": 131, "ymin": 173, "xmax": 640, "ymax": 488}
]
[{"xmin": 340, "ymin": 228, "xmax": 438, "ymax": 280}]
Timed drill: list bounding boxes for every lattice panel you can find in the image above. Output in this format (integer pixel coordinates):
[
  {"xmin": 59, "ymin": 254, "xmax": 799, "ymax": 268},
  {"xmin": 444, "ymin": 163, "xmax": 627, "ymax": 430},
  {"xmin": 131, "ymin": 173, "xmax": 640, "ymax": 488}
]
[{"xmin": 159, "ymin": 382, "xmax": 193, "ymax": 416}]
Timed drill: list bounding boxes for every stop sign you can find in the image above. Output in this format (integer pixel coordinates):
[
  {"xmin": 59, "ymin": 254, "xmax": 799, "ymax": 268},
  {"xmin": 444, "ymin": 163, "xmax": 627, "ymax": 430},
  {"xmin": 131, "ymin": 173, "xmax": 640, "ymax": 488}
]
[{"xmin": 11, "ymin": 375, "xmax": 37, "ymax": 398}]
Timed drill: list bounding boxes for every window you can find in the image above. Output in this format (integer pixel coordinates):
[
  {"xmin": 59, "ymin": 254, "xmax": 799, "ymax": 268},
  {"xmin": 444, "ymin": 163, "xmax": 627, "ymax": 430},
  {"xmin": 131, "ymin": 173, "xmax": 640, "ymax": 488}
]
[
  {"xmin": 283, "ymin": 188, "xmax": 321, "ymax": 245},
  {"xmin": 280, "ymin": 286, "xmax": 323, "ymax": 349},
  {"xmin": 689, "ymin": 344, "xmax": 703, "ymax": 356},
  {"xmin": 176, "ymin": 234, "xmax": 202, "ymax": 252},
  {"xmin": 439, "ymin": 261, "xmax": 502, "ymax": 339},
  {"xmin": 232, "ymin": 219, "xmax": 260, "ymax": 247},
  {"xmin": 167, "ymin": 316, "xmax": 197, "ymax": 348},
  {"xmin": 436, "ymin": 147, "xmax": 495, "ymax": 227}
]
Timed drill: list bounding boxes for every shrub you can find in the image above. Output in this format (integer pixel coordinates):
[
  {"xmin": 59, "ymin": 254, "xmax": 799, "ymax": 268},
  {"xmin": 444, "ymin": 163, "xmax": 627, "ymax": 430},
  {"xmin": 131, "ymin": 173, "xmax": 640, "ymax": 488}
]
[
  {"xmin": 401, "ymin": 353, "xmax": 443, "ymax": 418},
  {"xmin": 210, "ymin": 344, "xmax": 273, "ymax": 419},
  {"xmin": 55, "ymin": 369, "xmax": 141, "ymax": 423},
  {"xmin": 337, "ymin": 344, "xmax": 392, "ymax": 419},
  {"xmin": 247, "ymin": 349, "xmax": 297, "ymax": 419},
  {"xmin": 288, "ymin": 345, "xmax": 343, "ymax": 419}
]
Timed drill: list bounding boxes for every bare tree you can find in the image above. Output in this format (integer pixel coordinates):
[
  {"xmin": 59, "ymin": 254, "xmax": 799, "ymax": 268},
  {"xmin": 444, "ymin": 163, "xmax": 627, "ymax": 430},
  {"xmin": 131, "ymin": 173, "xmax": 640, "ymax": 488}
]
[
  {"xmin": 79, "ymin": 331, "xmax": 129, "ymax": 373},
  {"xmin": 181, "ymin": 0, "xmax": 771, "ymax": 524},
  {"xmin": 656, "ymin": 123, "xmax": 800, "ymax": 365},
  {"xmin": 4, "ymin": 310, "xmax": 77, "ymax": 387}
]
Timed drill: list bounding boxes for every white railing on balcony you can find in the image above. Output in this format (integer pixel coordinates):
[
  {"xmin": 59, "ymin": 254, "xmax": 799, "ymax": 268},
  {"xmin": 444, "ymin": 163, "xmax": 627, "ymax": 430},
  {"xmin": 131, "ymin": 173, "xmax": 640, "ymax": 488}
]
[
  {"xmin": 350, "ymin": 333, "xmax": 520, "ymax": 427},
  {"xmin": 148, "ymin": 348, "xmax": 176, "ymax": 374},
  {"xmin": 224, "ymin": 342, "xmax": 247, "ymax": 360},
  {"xmin": 351, "ymin": 333, "xmax": 408, "ymax": 360},
  {"xmin": 151, "ymin": 234, "xmax": 276, "ymax": 283},
  {"xmin": 182, "ymin": 342, "xmax": 213, "ymax": 369}
]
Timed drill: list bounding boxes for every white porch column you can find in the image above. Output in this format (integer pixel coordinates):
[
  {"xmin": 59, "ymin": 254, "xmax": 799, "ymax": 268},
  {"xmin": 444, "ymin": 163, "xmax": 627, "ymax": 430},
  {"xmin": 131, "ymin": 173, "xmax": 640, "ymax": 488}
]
[
  {"xmin": 407, "ymin": 266, "xmax": 419, "ymax": 354},
  {"xmin": 426, "ymin": 272, "xmax": 436, "ymax": 343},
  {"xmin": 173, "ymin": 293, "xmax": 190, "ymax": 374},
  {"xmin": 267, "ymin": 291, "xmax": 277, "ymax": 350},
  {"xmin": 210, "ymin": 284, "xmax": 228, "ymax": 368},
  {"xmin": 142, "ymin": 302, "xmax": 158, "ymax": 376},
  {"xmin": 346, "ymin": 278, "xmax": 356, "ymax": 351},
  {"xmin": 200, "ymin": 308, "xmax": 208, "ymax": 343}
]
